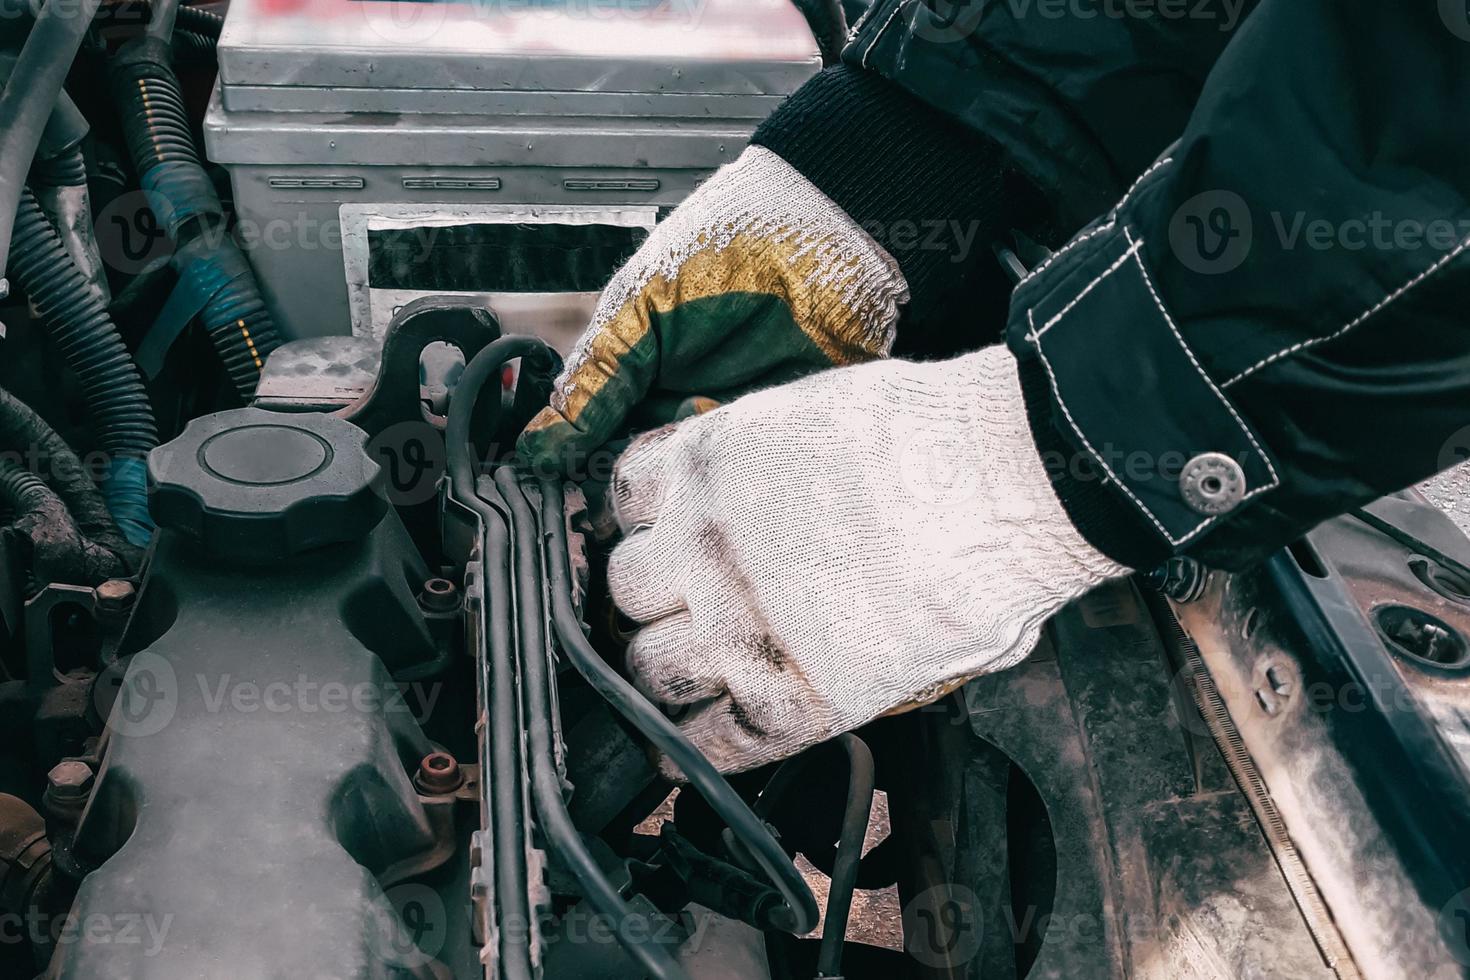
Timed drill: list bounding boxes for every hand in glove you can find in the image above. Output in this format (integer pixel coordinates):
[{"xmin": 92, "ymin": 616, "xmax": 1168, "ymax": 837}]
[
  {"xmin": 518, "ymin": 144, "xmax": 908, "ymax": 472},
  {"xmin": 606, "ymin": 345, "xmax": 1127, "ymax": 774}
]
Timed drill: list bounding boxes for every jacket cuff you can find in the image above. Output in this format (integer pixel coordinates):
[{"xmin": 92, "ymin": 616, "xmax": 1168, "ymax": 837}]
[
  {"xmin": 753, "ymin": 65, "xmax": 1052, "ymax": 356},
  {"xmin": 1005, "ymin": 171, "xmax": 1280, "ymax": 571}
]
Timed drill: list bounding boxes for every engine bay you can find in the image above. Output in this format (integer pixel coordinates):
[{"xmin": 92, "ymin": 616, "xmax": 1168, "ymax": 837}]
[{"xmin": 0, "ymin": 2, "xmax": 1466, "ymax": 978}]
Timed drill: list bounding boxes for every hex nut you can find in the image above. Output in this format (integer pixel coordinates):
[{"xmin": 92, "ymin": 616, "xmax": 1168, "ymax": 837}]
[
  {"xmin": 47, "ymin": 760, "xmax": 95, "ymax": 801},
  {"xmin": 95, "ymin": 579, "xmax": 137, "ymax": 611}
]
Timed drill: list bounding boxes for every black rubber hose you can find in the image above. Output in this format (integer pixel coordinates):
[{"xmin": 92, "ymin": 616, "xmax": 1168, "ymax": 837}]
[
  {"xmin": 28, "ymin": 141, "xmax": 110, "ymax": 307},
  {"xmin": 0, "ymin": 0, "xmax": 103, "ymax": 287},
  {"xmin": 9, "ymin": 190, "xmax": 157, "ymax": 459},
  {"xmin": 170, "ymin": 29, "xmax": 216, "ymax": 63},
  {"xmin": 813, "ymin": 736, "xmax": 875, "ymax": 977},
  {"xmin": 0, "ymin": 53, "xmax": 111, "ymax": 313},
  {"xmin": 456, "ymin": 487, "xmax": 536, "ymax": 980},
  {"xmin": 134, "ymin": 2, "xmax": 223, "ymax": 36},
  {"xmin": 10, "ymin": 191, "xmax": 155, "ymax": 457},
  {"xmin": 9, "ymin": 188, "xmax": 158, "ymax": 543},
  {"xmin": 30, "ymin": 86, "xmax": 90, "ymax": 186},
  {"xmin": 81, "ymin": 2, "xmax": 223, "ymax": 38},
  {"xmin": 444, "ymin": 335, "xmax": 559, "ymax": 496},
  {"xmin": 0, "ymin": 461, "xmax": 52, "ymax": 511},
  {"xmin": 28, "ymin": 148, "xmax": 87, "ymax": 189},
  {"xmin": 0, "ymin": 49, "xmax": 87, "ymax": 190},
  {"xmin": 111, "ymin": 39, "xmax": 281, "ymax": 399},
  {"xmin": 114, "ymin": 56, "xmax": 201, "ymax": 178},
  {"xmin": 443, "ymin": 335, "xmax": 557, "ymax": 980},
  {"xmin": 751, "ymin": 736, "xmax": 875, "ymax": 975},
  {"xmin": 497, "ymin": 468, "xmax": 689, "ymax": 980},
  {"xmin": 176, "ymin": 3, "xmax": 223, "ymax": 35}
]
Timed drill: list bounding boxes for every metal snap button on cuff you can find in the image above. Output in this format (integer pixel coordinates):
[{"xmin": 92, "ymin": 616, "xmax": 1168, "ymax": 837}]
[{"xmin": 1179, "ymin": 452, "xmax": 1246, "ymax": 515}]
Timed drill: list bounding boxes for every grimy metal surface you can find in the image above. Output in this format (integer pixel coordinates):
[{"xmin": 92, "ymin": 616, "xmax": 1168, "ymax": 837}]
[
  {"xmin": 1172, "ymin": 496, "xmax": 1470, "ymax": 979},
  {"xmin": 960, "ymin": 582, "xmax": 1335, "ymax": 979}
]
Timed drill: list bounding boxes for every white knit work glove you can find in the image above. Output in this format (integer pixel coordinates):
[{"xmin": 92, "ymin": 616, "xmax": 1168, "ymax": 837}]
[{"xmin": 607, "ymin": 345, "xmax": 1129, "ymax": 774}]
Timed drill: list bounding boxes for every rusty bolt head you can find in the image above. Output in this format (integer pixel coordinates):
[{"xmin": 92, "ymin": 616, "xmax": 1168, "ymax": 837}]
[
  {"xmin": 47, "ymin": 761, "xmax": 94, "ymax": 801},
  {"xmin": 95, "ymin": 579, "xmax": 136, "ymax": 612},
  {"xmin": 416, "ymin": 751, "xmax": 462, "ymax": 794},
  {"xmin": 418, "ymin": 578, "xmax": 460, "ymax": 614}
]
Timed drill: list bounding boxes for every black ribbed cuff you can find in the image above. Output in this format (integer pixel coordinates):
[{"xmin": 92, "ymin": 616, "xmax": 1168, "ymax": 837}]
[
  {"xmin": 752, "ymin": 65, "xmax": 1052, "ymax": 357},
  {"xmin": 1016, "ymin": 353, "xmax": 1170, "ymax": 572}
]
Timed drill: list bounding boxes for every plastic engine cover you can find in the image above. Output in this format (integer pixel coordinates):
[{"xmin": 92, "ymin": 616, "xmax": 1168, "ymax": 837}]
[{"xmin": 50, "ymin": 410, "xmax": 447, "ymax": 979}]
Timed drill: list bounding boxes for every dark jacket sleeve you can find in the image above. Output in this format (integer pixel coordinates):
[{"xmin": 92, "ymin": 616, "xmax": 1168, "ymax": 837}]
[
  {"xmin": 1006, "ymin": 0, "xmax": 1470, "ymax": 571},
  {"xmin": 752, "ymin": 65, "xmax": 1051, "ymax": 358}
]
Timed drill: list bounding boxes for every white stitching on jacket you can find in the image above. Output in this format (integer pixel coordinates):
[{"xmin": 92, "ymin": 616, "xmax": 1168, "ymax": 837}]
[
  {"xmin": 1017, "ymin": 220, "xmax": 1117, "ymax": 288},
  {"xmin": 1016, "ymin": 156, "xmax": 1173, "ymax": 289},
  {"xmin": 1222, "ymin": 232, "xmax": 1470, "ymax": 388},
  {"xmin": 1030, "ymin": 238, "xmax": 1141, "ymax": 340},
  {"xmin": 1121, "ymin": 155, "xmax": 1176, "ymax": 204},
  {"xmin": 1028, "ymin": 308, "xmax": 1178, "ymax": 542},
  {"xmin": 1125, "ymin": 228, "xmax": 1281, "ymax": 496},
  {"xmin": 1026, "ymin": 230, "xmax": 1280, "ymax": 547}
]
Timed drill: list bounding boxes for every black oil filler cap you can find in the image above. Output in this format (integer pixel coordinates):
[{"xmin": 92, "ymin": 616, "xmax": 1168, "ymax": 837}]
[{"xmin": 148, "ymin": 408, "xmax": 385, "ymax": 561}]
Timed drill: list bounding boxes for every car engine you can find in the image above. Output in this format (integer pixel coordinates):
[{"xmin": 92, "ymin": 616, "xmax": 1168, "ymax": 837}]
[{"xmin": 0, "ymin": 2, "xmax": 1466, "ymax": 978}]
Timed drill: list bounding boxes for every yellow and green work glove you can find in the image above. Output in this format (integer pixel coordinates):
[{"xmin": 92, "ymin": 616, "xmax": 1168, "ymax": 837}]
[{"xmin": 517, "ymin": 146, "xmax": 910, "ymax": 472}]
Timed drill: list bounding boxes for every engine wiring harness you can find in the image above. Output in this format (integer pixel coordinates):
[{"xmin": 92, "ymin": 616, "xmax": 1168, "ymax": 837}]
[{"xmin": 445, "ymin": 336, "xmax": 824, "ymax": 979}]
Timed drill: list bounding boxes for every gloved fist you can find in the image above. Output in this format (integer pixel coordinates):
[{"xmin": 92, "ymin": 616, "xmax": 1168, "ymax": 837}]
[
  {"xmin": 518, "ymin": 145, "xmax": 907, "ymax": 473},
  {"xmin": 607, "ymin": 346, "xmax": 1128, "ymax": 774}
]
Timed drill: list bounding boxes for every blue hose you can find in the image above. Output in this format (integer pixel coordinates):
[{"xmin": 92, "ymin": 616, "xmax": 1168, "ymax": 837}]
[{"xmin": 111, "ymin": 38, "xmax": 282, "ymax": 400}]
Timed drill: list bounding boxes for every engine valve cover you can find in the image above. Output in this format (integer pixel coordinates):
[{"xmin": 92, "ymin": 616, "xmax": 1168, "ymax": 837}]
[{"xmin": 52, "ymin": 410, "xmax": 447, "ymax": 979}]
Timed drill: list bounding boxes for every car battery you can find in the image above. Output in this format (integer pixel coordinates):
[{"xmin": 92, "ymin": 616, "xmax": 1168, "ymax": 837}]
[{"xmin": 203, "ymin": 0, "xmax": 821, "ymax": 365}]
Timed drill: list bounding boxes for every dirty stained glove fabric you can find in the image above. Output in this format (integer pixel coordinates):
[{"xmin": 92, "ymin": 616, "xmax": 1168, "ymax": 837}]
[
  {"xmin": 607, "ymin": 345, "xmax": 1127, "ymax": 774},
  {"xmin": 518, "ymin": 144, "xmax": 908, "ymax": 472}
]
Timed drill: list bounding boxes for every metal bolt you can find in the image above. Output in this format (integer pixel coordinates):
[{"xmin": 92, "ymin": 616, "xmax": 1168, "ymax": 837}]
[
  {"xmin": 415, "ymin": 751, "xmax": 462, "ymax": 795},
  {"xmin": 95, "ymin": 579, "xmax": 136, "ymax": 613},
  {"xmin": 46, "ymin": 761, "xmax": 94, "ymax": 802},
  {"xmin": 418, "ymin": 577, "xmax": 460, "ymax": 614}
]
